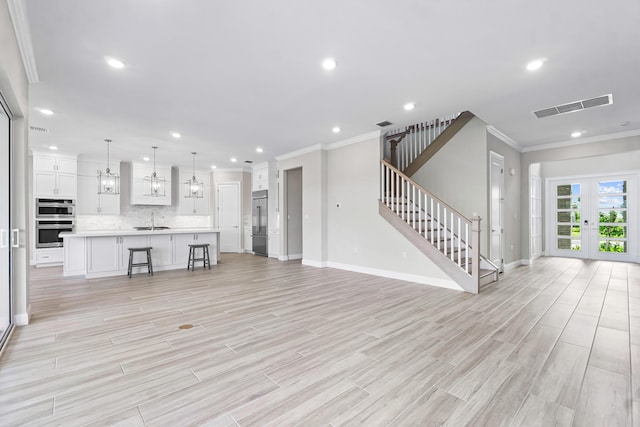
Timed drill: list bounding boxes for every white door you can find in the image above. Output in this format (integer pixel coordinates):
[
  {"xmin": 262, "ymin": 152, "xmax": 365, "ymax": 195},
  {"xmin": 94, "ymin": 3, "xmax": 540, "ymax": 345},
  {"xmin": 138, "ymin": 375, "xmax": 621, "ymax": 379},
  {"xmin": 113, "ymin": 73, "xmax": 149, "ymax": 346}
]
[
  {"xmin": 217, "ymin": 183, "xmax": 241, "ymax": 253},
  {"xmin": 489, "ymin": 152, "xmax": 504, "ymax": 271},
  {"xmin": 530, "ymin": 174, "xmax": 543, "ymax": 259},
  {"xmin": 548, "ymin": 174, "xmax": 637, "ymax": 261}
]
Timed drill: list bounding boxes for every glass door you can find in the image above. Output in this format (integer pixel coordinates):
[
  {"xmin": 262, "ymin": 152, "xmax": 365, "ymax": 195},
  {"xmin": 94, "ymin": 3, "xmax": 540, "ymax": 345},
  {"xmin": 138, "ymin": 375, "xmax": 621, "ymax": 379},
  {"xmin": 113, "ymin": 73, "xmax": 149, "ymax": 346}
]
[
  {"xmin": 0, "ymin": 97, "xmax": 11, "ymax": 347},
  {"xmin": 548, "ymin": 175, "xmax": 636, "ymax": 261}
]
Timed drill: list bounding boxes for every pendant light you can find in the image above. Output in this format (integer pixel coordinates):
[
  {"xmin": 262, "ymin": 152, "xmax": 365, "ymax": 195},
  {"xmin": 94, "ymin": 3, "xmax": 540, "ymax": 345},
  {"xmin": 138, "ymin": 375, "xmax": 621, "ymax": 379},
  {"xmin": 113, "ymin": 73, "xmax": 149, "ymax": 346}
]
[
  {"xmin": 143, "ymin": 146, "xmax": 166, "ymax": 197},
  {"xmin": 184, "ymin": 152, "xmax": 203, "ymax": 198},
  {"xmin": 97, "ymin": 139, "xmax": 120, "ymax": 195}
]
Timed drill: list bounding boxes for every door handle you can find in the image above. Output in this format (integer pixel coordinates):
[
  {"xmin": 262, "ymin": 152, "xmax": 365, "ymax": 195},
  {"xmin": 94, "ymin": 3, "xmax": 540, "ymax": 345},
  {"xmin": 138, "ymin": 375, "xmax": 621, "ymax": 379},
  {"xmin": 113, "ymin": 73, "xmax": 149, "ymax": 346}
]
[{"xmin": 12, "ymin": 229, "xmax": 19, "ymax": 248}]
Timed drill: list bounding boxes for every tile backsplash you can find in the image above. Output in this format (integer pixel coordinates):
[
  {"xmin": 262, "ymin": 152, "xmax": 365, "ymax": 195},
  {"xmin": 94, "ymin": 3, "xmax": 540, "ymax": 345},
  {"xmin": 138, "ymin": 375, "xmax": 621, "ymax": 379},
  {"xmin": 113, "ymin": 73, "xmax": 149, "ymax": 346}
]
[{"xmin": 76, "ymin": 204, "xmax": 211, "ymax": 231}]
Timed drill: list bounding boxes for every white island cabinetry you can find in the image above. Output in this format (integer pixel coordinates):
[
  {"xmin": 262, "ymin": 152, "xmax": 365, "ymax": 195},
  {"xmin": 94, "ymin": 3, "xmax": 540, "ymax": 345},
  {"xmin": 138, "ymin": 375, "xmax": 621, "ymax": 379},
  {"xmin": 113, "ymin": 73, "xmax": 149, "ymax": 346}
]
[{"xmin": 62, "ymin": 229, "xmax": 220, "ymax": 278}]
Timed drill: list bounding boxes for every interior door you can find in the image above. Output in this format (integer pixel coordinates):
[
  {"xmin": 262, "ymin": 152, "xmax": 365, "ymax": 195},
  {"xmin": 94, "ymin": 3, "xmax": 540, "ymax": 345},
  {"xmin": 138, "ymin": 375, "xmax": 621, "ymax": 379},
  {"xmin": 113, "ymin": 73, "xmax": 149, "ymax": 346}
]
[
  {"xmin": 217, "ymin": 183, "xmax": 241, "ymax": 252},
  {"xmin": 489, "ymin": 152, "xmax": 504, "ymax": 271},
  {"xmin": 548, "ymin": 175, "xmax": 636, "ymax": 261},
  {"xmin": 0, "ymin": 98, "xmax": 11, "ymax": 346}
]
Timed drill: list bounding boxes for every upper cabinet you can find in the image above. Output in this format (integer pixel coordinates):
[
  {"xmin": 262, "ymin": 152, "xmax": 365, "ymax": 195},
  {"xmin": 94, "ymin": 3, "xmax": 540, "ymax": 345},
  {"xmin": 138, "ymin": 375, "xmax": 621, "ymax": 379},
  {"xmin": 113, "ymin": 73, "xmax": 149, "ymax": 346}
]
[
  {"xmin": 178, "ymin": 170, "xmax": 211, "ymax": 215},
  {"xmin": 129, "ymin": 162, "xmax": 172, "ymax": 206},
  {"xmin": 33, "ymin": 152, "xmax": 77, "ymax": 198},
  {"xmin": 76, "ymin": 157, "xmax": 121, "ymax": 215},
  {"xmin": 252, "ymin": 163, "xmax": 269, "ymax": 191}
]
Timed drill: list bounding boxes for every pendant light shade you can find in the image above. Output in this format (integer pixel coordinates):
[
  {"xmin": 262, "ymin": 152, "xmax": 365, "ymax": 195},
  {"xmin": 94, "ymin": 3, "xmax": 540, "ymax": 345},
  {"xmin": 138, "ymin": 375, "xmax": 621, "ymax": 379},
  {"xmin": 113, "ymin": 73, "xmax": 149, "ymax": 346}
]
[
  {"xmin": 97, "ymin": 139, "xmax": 120, "ymax": 195},
  {"xmin": 143, "ymin": 146, "xmax": 166, "ymax": 197},
  {"xmin": 184, "ymin": 152, "xmax": 203, "ymax": 198}
]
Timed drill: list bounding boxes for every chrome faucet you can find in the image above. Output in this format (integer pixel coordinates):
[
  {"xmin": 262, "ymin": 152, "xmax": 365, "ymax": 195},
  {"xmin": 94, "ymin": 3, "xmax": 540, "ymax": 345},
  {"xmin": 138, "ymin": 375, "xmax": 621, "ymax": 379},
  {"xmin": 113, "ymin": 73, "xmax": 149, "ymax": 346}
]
[{"xmin": 150, "ymin": 211, "xmax": 155, "ymax": 231}]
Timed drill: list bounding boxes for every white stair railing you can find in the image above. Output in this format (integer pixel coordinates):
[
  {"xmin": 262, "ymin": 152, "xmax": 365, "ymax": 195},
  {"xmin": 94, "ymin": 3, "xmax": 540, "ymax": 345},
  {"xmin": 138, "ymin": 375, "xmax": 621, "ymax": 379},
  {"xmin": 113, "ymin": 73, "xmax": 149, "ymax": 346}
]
[
  {"xmin": 384, "ymin": 112, "xmax": 460, "ymax": 171},
  {"xmin": 380, "ymin": 159, "xmax": 480, "ymax": 286}
]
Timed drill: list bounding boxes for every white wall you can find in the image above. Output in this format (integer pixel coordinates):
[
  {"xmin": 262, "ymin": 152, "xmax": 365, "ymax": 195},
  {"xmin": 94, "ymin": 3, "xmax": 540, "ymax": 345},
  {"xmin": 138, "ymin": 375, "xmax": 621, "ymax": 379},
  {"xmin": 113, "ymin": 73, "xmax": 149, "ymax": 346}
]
[
  {"xmin": 0, "ymin": 1, "xmax": 30, "ymax": 324},
  {"xmin": 325, "ymin": 137, "xmax": 456, "ymax": 288},
  {"xmin": 410, "ymin": 117, "xmax": 490, "ymax": 255}
]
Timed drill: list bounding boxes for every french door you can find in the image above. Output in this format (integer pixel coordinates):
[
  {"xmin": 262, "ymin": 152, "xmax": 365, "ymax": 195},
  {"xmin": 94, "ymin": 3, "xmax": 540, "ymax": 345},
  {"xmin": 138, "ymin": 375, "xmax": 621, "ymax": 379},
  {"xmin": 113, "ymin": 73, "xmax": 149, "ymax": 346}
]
[{"xmin": 548, "ymin": 174, "xmax": 637, "ymax": 261}]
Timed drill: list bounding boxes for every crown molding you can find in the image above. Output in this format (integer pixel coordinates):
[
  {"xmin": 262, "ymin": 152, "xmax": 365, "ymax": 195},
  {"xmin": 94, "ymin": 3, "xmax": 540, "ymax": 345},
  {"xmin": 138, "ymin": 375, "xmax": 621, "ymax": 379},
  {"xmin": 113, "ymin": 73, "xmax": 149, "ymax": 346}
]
[
  {"xmin": 486, "ymin": 125, "xmax": 522, "ymax": 152},
  {"xmin": 275, "ymin": 143, "xmax": 323, "ymax": 161},
  {"xmin": 521, "ymin": 128, "xmax": 640, "ymax": 153},
  {"xmin": 324, "ymin": 130, "xmax": 381, "ymax": 151},
  {"xmin": 7, "ymin": 0, "xmax": 39, "ymax": 83}
]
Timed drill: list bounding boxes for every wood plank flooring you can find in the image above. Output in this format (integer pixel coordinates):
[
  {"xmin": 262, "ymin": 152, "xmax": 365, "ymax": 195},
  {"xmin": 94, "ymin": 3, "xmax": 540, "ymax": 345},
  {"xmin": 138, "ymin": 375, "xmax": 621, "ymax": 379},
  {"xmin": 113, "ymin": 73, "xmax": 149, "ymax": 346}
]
[{"xmin": 0, "ymin": 254, "xmax": 638, "ymax": 426}]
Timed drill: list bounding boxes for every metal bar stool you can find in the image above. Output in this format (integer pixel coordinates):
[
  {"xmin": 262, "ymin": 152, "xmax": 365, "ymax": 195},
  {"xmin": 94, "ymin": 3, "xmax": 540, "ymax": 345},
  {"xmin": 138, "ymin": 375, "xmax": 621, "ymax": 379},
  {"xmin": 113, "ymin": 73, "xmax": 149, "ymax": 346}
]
[
  {"xmin": 128, "ymin": 247, "xmax": 153, "ymax": 277},
  {"xmin": 188, "ymin": 244, "xmax": 211, "ymax": 271}
]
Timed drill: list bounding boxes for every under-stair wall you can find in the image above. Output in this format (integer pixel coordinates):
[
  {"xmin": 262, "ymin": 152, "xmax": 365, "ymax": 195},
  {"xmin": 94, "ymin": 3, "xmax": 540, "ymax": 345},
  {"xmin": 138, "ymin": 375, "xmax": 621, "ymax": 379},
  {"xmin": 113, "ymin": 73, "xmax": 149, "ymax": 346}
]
[{"xmin": 409, "ymin": 116, "xmax": 490, "ymax": 256}]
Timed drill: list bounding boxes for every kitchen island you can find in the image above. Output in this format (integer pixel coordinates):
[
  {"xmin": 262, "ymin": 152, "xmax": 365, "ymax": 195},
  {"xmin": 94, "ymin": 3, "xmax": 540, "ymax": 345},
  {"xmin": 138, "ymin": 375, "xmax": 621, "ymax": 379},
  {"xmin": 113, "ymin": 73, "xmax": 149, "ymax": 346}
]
[{"xmin": 61, "ymin": 228, "xmax": 220, "ymax": 278}]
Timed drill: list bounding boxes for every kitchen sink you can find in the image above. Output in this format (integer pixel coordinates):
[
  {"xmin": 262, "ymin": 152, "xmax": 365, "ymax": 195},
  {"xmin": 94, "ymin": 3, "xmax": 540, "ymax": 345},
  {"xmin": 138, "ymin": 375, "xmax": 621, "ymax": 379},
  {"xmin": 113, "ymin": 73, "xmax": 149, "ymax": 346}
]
[{"xmin": 134, "ymin": 226, "xmax": 171, "ymax": 230}]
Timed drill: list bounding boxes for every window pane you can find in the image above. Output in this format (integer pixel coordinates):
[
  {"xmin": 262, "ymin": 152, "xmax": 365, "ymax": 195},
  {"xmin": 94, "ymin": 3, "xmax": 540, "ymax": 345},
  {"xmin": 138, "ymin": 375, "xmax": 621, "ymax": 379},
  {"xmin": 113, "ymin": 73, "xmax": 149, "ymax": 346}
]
[
  {"xmin": 599, "ymin": 226, "xmax": 627, "ymax": 238},
  {"xmin": 599, "ymin": 210, "xmax": 627, "ymax": 223},
  {"xmin": 599, "ymin": 180, "xmax": 626, "ymax": 194},
  {"xmin": 557, "ymin": 185, "xmax": 572, "ymax": 196},
  {"xmin": 572, "ymin": 225, "xmax": 581, "ymax": 236},
  {"xmin": 599, "ymin": 240, "xmax": 627, "ymax": 253},
  {"xmin": 599, "ymin": 195, "xmax": 626, "ymax": 209},
  {"xmin": 558, "ymin": 225, "xmax": 571, "ymax": 236},
  {"xmin": 557, "ymin": 212, "xmax": 572, "ymax": 223},
  {"xmin": 557, "ymin": 238, "xmax": 571, "ymax": 249}
]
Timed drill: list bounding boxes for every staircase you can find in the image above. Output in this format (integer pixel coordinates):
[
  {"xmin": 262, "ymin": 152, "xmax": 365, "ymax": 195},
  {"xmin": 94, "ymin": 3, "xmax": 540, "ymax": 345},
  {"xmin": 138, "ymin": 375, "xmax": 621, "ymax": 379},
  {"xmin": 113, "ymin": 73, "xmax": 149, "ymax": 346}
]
[{"xmin": 379, "ymin": 112, "xmax": 498, "ymax": 293}]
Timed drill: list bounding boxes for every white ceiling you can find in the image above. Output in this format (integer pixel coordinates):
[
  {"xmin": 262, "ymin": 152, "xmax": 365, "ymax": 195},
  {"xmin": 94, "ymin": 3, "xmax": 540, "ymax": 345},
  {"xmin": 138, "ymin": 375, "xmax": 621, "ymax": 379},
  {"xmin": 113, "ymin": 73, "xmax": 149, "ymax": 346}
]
[{"xmin": 23, "ymin": 0, "xmax": 640, "ymax": 170}]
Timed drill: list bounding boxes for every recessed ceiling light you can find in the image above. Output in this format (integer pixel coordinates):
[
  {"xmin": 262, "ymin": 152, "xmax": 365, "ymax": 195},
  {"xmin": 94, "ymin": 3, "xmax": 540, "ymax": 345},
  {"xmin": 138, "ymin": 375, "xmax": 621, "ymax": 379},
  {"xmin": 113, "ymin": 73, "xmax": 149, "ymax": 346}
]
[
  {"xmin": 48, "ymin": 145, "xmax": 58, "ymax": 150},
  {"xmin": 171, "ymin": 132, "xmax": 181, "ymax": 138},
  {"xmin": 332, "ymin": 126, "xmax": 341, "ymax": 133},
  {"xmin": 105, "ymin": 57, "xmax": 124, "ymax": 69},
  {"xmin": 256, "ymin": 147, "xmax": 263, "ymax": 153},
  {"xmin": 322, "ymin": 57, "xmax": 337, "ymax": 70},
  {"xmin": 143, "ymin": 156, "xmax": 150, "ymax": 161},
  {"xmin": 211, "ymin": 165, "xmax": 217, "ymax": 169},
  {"xmin": 38, "ymin": 108, "xmax": 54, "ymax": 115},
  {"xmin": 526, "ymin": 58, "xmax": 546, "ymax": 71},
  {"xmin": 404, "ymin": 102, "xmax": 415, "ymax": 111},
  {"xmin": 230, "ymin": 157, "xmax": 237, "ymax": 163},
  {"xmin": 571, "ymin": 131, "xmax": 582, "ymax": 138}
]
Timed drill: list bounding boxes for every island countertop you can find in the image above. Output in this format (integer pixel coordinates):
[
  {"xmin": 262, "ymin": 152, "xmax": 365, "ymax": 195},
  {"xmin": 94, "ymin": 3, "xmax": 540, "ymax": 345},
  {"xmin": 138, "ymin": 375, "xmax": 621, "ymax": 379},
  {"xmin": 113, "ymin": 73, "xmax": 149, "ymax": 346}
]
[{"xmin": 61, "ymin": 228, "xmax": 220, "ymax": 238}]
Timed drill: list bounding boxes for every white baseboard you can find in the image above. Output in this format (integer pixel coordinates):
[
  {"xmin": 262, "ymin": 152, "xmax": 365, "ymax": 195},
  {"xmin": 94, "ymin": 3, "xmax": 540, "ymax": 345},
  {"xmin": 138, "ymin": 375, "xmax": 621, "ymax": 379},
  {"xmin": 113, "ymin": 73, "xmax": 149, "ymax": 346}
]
[
  {"xmin": 326, "ymin": 261, "xmax": 463, "ymax": 291},
  {"xmin": 13, "ymin": 304, "xmax": 31, "ymax": 326},
  {"xmin": 504, "ymin": 260, "xmax": 524, "ymax": 272},
  {"xmin": 522, "ymin": 258, "xmax": 532, "ymax": 265},
  {"xmin": 301, "ymin": 259, "xmax": 327, "ymax": 268},
  {"xmin": 279, "ymin": 254, "xmax": 303, "ymax": 261}
]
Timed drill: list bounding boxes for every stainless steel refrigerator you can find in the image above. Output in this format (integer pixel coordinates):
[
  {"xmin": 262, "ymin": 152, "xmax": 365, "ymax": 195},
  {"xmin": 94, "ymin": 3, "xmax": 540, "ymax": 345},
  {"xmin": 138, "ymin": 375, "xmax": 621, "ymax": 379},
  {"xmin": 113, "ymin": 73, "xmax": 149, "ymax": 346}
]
[{"xmin": 252, "ymin": 190, "xmax": 268, "ymax": 256}]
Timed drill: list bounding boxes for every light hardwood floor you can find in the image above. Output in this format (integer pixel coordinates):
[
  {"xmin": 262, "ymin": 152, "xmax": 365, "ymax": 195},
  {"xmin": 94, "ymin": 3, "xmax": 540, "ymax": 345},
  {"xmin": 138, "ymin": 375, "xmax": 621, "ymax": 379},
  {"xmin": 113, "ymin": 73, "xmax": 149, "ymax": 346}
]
[{"xmin": 0, "ymin": 254, "xmax": 638, "ymax": 426}]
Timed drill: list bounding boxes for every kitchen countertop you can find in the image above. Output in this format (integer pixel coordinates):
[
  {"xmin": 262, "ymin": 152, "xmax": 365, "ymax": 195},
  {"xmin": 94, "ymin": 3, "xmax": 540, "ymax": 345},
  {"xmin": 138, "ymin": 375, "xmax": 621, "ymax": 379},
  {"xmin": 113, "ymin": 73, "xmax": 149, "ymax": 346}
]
[{"xmin": 61, "ymin": 228, "xmax": 220, "ymax": 238}]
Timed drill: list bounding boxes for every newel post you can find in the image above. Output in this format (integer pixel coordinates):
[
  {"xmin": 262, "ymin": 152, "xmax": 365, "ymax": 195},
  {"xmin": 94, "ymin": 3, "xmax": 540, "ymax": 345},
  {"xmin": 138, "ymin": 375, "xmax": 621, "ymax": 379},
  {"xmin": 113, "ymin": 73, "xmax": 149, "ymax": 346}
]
[{"xmin": 471, "ymin": 216, "xmax": 481, "ymax": 294}]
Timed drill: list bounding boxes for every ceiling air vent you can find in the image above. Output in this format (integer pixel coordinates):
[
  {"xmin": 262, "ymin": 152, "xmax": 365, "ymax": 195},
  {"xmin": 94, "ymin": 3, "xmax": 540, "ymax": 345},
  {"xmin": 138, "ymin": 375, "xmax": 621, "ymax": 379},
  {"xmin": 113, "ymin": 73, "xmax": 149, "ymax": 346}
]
[
  {"xmin": 376, "ymin": 120, "xmax": 393, "ymax": 127},
  {"xmin": 244, "ymin": 160, "xmax": 253, "ymax": 164},
  {"xmin": 533, "ymin": 94, "xmax": 613, "ymax": 119},
  {"xmin": 29, "ymin": 126, "xmax": 49, "ymax": 133}
]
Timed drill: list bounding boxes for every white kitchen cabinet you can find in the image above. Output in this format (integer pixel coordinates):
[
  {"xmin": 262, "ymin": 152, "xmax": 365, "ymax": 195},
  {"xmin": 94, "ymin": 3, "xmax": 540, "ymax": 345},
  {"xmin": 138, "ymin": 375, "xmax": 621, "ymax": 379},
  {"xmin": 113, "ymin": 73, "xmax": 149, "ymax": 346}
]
[
  {"xmin": 86, "ymin": 235, "xmax": 148, "ymax": 274},
  {"xmin": 244, "ymin": 226, "xmax": 252, "ymax": 253},
  {"xmin": 178, "ymin": 170, "xmax": 211, "ymax": 215},
  {"xmin": 33, "ymin": 152, "xmax": 78, "ymax": 198},
  {"xmin": 173, "ymin": 232, "xmax": 218, "ymax": 266},
  {"xmin": 148, "ymin": 234, "xmax": 173, "ymax": 267},
  {"xmin": 130, "ymin": 162, "xmax": 172, "ymax": 206},
  {"xmin": 252, "ymin": 164, "xmax": 269, "ymax": 191},
  {"xmin": 34, "ymin": 248, "xmax": 63, "ymax": 267},
  {"xmin": 63, "ymin": 237, "xmax": 86, "ymax": 276},
  {"xmin": 76, "ymin": 158, "xmax": 121, "ymax": 215},
  {"xmin": 268, "ymin": 228, "xmax": 280, "ymax": 258}
]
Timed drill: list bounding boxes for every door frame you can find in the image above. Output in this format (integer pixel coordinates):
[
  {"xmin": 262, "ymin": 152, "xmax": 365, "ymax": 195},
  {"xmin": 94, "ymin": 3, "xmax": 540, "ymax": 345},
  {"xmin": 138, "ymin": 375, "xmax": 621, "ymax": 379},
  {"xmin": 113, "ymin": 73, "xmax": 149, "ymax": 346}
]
[
  {"xmin": 281, "ymin": 167, "xmax": 303, "ymax": 261},
  {"xmin": 216, "ymin": 181, "xmax": 242, "ymax": 253},
  {"xmin": 489, "ymin": 151, "xmax": 505, "ymax": 272},
  {"xmin": 545, "ymin": 171, "xmax": 639, "ymax": 262},
  {"xmin": 0, "ymin": 90, "xmax": 13, "ymax": 350}
]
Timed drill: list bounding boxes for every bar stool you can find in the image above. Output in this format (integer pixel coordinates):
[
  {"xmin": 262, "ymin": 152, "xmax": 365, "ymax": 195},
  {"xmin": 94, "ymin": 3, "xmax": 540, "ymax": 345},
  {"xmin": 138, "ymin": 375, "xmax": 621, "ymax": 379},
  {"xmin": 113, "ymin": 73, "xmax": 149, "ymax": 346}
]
[
  {"xmin": 128, "ymin": 247, "xmax": 153, "ymax": 278},
  {"xmin": 188, "ymin": 244, "xmax": 211, "ymax": 271}
]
